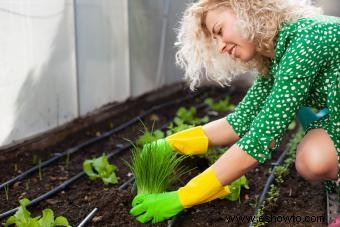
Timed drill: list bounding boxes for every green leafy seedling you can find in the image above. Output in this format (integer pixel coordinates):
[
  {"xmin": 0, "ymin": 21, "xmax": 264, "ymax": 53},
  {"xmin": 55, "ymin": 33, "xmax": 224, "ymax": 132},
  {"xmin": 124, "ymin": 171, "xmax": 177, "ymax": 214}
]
[
  {"xmin": 174, "ymin": 107, "xmax": 209, "ymax": 126},
  {"xmin": 166, "ymin": 121, "xmax": 192, "ymax": 136},
  {"xmin": 225, "ymin": 175, "xmax": 249, "ymax": 201},
  {"xmin": 166, "ymin": 106, "xmax": 209, "ymax": 135},
  {"xmin": 204, "ymin": 97, "xmax": 235, "ymax": 112},
  {"xmin": 288, "ymin": 120, "xmax": 296, "ymax": 130},
  {"xmin": 83, "ymin": 153, "xmax": 119, "ymax": 185},
  {"xmin": 5, "ymin": 198, "xmax": 70, "ymax": 227}
]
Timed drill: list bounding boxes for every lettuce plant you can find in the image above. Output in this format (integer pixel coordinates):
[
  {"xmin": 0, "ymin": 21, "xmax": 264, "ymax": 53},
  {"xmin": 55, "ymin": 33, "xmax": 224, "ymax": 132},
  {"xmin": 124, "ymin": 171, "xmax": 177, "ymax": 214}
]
[
  {"xmin": 128, "ymin": 141, "xmax": 187, "ymax": 194},
  {"xmin": 83, "ymin": 153, "xmax": 119, "ymax": 185},
  {"xmin": 166, "ymin": 106, "xmax": 209, "ymax": 135},
  {"xmin": 166, "ymin": 121, "xmax": 192, "ymax": 136},
  {"xmin": 5, "ymin": 198, "xmax": 70, "ymax": 227},
  {"xmin": 225, "ymin": 176, "xmax": 249, "ymax": 201},
  {"xmin": 174, "ymin": 107, "xmax": 209, "ymax": 126},
  {"xmin": 204, "ymin": 97, "xmax": 235, "ymax": 112}
]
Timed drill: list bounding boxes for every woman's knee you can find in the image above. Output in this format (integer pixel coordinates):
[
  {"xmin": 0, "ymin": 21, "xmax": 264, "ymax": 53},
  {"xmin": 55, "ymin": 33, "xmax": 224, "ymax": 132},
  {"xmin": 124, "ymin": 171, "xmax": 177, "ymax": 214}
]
[
  {"xmin": 295, "ymin": 129, "xmax": 338, "ymax": 181},
  {"xmin": 295, "ymin": 149, "xmax": 331, "ymax": 181}
]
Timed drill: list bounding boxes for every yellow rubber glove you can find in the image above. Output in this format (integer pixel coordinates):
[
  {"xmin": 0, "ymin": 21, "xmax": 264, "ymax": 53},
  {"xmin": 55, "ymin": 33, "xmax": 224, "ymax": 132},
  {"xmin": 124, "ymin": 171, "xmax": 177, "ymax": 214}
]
[
  {"xmin": 178, "ymin": 167, "xmax": 230, "ymax": 208},
  {"xmin": 166, "ymin": 126, "xmax": 209, "ymax": 155}
]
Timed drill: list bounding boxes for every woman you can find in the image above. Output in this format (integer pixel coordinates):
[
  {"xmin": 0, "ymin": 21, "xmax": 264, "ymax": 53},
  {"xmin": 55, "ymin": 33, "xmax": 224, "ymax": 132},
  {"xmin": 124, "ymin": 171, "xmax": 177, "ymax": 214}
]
[{"xmin": 130, "ymin": 0, "xmax": 340, "ymax": 224}]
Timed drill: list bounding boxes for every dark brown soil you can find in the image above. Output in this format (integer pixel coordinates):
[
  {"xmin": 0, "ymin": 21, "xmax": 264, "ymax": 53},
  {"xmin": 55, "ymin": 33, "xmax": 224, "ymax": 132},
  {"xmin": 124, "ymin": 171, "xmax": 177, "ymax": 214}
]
[{"xmin": 0, "ymin": 82, "xmax": 326, "ymax": 227}]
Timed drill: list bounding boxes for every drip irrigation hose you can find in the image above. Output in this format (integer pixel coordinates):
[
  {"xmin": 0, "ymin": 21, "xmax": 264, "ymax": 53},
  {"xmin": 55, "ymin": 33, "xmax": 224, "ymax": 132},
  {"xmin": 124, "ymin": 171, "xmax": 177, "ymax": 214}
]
[
  {"xmin": 118, "ymin": 177, "xmax": 135, "ymax": 190},
  {"xmin": 0, "ymin": 144, "xmax": 131, "ymax": 220},
  {"xmin": 77, "ymin": 208, "xmax": 98, "ymax": 227},
  {"xmin": 248, "ymin": 147, "xmax": 289, "ymax": 227},
  {"xmin": 0, "ymin": 94, "xmax": 199, "ymax": 191}
]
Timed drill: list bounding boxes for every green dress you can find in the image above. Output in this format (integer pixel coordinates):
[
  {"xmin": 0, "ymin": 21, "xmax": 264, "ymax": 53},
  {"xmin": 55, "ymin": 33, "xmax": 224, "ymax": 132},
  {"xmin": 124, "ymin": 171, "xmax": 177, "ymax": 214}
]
[{"xmin": 226, "ymin": 16, "xmax": 340, "ymax": 196}]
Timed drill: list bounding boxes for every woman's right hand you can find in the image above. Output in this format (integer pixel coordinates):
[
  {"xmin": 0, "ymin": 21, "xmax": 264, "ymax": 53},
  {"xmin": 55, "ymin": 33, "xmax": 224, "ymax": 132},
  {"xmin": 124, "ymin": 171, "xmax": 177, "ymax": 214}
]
[{"xmin": 144, "ymin": 126, "xmax": 209, "ymax": 155}]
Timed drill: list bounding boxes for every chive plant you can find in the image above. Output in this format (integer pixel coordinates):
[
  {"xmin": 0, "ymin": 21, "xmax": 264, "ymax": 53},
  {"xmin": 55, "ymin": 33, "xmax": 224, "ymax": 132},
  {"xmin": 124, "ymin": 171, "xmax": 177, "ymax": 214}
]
[
  {"xmin": 4, "ymin": 184, "xmax": 9, "ymax": 201},
  {"xmin": 129, "ymin": 140, "xmax": 187, "ymax": 195},
  {"xmin": 38, "ymin": 159, "xmax": 42, "ymax": 181}
]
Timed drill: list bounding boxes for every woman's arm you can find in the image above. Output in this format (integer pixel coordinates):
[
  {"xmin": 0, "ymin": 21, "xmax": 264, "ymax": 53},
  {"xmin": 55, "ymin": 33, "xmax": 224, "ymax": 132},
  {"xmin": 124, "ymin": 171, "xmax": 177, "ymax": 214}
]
[
  {"xmin": 203, "ymin": 118, "xmax": 240, "ymax": 146},
  {"xmin": 202, "ymin": 75, "xmax": 274, "ymax": 147},
  {"xmin": 213, "ymin": 144, "xmax": 258, "ymax": 185}
]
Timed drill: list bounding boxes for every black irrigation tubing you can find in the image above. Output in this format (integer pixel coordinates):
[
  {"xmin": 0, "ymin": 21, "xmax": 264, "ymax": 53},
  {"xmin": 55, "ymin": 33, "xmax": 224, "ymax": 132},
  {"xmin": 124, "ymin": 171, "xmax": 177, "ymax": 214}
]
[
  {"xmin": 0, "ymin": 93, "xmax": 202, "ymax": 191},
  {"xmin": 0, "ymin": 143, "xmax": 131, "ymax": 220},
  {"xmin": 248, "ymin": 147, "xmax": 289, "ymax": 227},
  {"xmin": 77, "ymin": 207, "xmax": 98, "ymax": 227}
]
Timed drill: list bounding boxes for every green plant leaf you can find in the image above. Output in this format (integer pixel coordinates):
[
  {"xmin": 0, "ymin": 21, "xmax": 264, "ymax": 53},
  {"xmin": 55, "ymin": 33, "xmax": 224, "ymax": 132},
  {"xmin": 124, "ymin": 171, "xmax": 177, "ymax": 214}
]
[
  {"xmin": 4, "ymin": 216, "xmax": 16, "ymax": 227},
  {"xmin": 225, "ymin": 176, "xmax": 249, "ymax": 201},
  {"xmin": 83, "ymin": 160, "xmax": 98, "ymax": 180},
  {"xmin": 83, "ymin": 154, "xmax": 119, "ymax": 185},
  {"xmin": 102, "ymin": 172, "xmax": 119, "ymax": 185},
  {"xmin": 38, "ymin": 209, "xmax": 54, "ymax": 227},
  {"xmin": 54, "ymin": 216, "xmax": 70, "ymax": 226},
  {"xmin": 288, "ymin": 120, "xmax": 296, "ymax": 130},
  {"xmin": 14, "ymin": 198, "xmax": 32, "ymax": 224}
]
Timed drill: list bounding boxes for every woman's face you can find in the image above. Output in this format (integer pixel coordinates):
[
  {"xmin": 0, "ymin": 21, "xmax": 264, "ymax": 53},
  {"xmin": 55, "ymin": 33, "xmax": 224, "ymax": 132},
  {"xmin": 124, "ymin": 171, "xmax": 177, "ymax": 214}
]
[{"xmin": 205, "ymin": 7, "xmax": 257, "ymax": 62}]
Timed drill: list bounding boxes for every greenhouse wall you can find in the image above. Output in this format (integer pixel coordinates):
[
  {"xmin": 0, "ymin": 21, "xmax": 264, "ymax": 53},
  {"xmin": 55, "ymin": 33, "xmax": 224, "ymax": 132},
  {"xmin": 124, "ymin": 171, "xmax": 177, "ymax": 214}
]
[
  {"xmin": 0, "ymin": 0, "xmax": 190, "ymax": 148},
  {"xmin": 0, "ymin": 0, "xmax": 78, "ymax": 148},
  {"xmin": 0, "ymin": 0, "xmax": 339, "ymax": 148}
]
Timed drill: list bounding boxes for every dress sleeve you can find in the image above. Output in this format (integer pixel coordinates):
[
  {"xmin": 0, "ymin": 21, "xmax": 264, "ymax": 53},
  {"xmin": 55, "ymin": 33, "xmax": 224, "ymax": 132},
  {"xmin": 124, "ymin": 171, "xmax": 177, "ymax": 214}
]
[
  {"xmin": 236, "ymin": 30, "xmax": 323, "ymax": 163},
  {"xmin": 226, "ymin": 75, "xmax": 274, "ymax": 137}
]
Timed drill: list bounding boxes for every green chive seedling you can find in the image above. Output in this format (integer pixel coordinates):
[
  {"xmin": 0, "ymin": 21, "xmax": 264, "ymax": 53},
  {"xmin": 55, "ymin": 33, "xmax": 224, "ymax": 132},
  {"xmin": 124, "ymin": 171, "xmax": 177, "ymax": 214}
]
[
  {"xmin": 4, "ymin": 184, "xmax": 9, "ymax": 201},
  {"xmin": 5, "ymin": 198, "xmax": 70, "ymax": 227},
  {"xmin": 128, "ymin": 141, "xmax": 187, "ymax": 195},
  {"xmin": 25, "ymin": 179, "xmax": 31, "ymax": 191},
  {"xmin": 83, "ymin": 153, "xmax": 119, "ymax": 185},
  {"xmin": 38, "ymin": 159, "xmax": 42, "ymax": 181}
]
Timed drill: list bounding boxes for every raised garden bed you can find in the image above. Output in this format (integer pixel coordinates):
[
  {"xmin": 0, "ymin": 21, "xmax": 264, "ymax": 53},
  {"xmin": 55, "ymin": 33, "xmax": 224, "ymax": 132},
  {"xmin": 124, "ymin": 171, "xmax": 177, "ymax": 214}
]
[{"xmin": 0, "ymin": 82, "xmax": 327, "ymax": 226}]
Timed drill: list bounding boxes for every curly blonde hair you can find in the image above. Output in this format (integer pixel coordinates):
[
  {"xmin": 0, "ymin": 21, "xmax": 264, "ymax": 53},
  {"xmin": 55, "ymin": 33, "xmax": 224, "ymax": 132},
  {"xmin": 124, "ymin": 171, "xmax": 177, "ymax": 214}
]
[{"xmin": 175, "ymin": 0, "xmax": 322, "ymax": 90}]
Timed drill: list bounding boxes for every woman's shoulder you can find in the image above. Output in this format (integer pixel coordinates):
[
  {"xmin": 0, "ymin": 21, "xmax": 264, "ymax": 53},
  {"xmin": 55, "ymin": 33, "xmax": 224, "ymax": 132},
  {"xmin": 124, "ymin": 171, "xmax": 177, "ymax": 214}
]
[
  {"xmin": 276, "ymin": 16, "xmax": 339, "ymax": 49},
  {"xmin": 282, "ymin": 16, "xmax": 340, "ymax": 34}
]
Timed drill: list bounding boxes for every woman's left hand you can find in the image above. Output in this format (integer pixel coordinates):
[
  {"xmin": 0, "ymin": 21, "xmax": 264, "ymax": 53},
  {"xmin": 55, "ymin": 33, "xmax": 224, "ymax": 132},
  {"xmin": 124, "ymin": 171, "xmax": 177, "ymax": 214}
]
[{"xmin": 129, "ymin": 191, "xmax": 184, "ymax": 223}]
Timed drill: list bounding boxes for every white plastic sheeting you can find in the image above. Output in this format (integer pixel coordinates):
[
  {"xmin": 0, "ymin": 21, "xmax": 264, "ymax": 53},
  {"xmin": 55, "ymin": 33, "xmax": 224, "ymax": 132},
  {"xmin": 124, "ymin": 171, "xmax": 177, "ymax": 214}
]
[
  {"xmin": 75, "ymin": 0, "xmax": 130, "ymax": 115},
  {"xmin": 0, "ymin": 0, "xmax": 78, "ymax": 147},
  {"xmin": 128, "ymin": 0, "xmax": 188, "ymax": 96}
]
